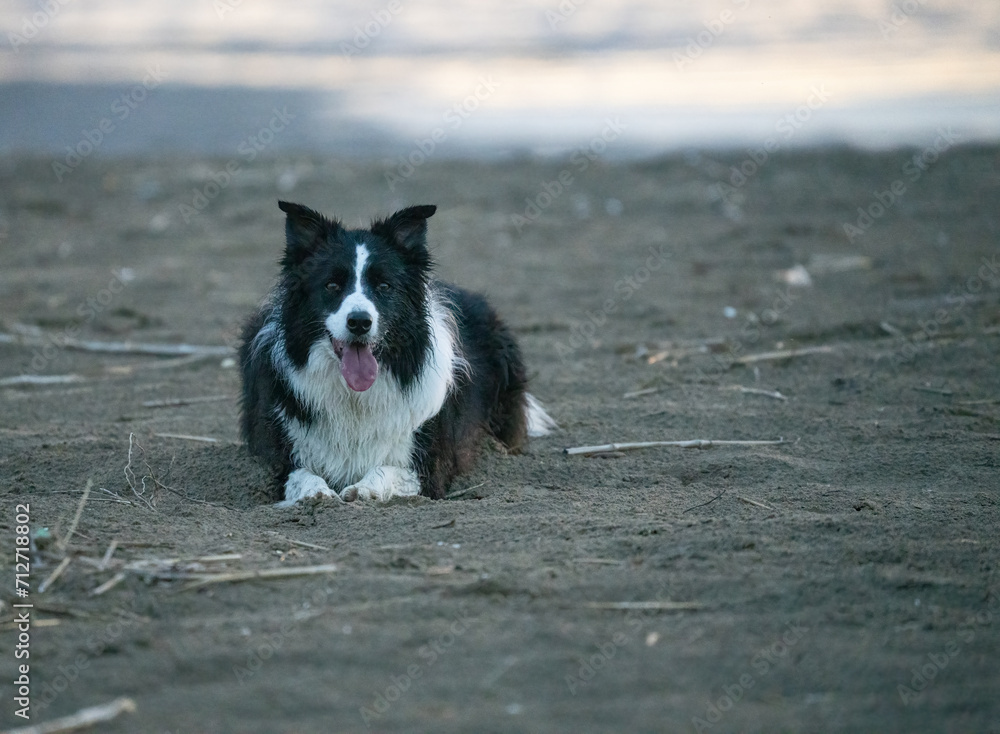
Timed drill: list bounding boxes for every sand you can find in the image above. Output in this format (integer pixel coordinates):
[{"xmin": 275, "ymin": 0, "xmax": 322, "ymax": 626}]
[{"xmin": 1, "ymin": 145, "xmax": 998, "ymax": 733}]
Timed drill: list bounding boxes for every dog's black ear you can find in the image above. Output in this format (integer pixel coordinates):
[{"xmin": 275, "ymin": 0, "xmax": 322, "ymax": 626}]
[
  {"xmin": 373, "ymin": 205, "xmax": 437, "ymax": 252},
  {"xmin": 278, "ymin": 201, "xmax": 339, "ymax": 263}
]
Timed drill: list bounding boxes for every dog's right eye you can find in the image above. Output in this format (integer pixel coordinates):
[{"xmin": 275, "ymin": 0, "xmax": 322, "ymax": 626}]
[{"xmin": 325, "ymin": 281, "xmax": 341, "ymax": 293}]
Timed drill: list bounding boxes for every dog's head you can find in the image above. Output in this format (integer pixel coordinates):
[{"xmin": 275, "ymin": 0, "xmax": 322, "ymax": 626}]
[{"xmin": 277, "ymin": 201, "xmax": 436, "ymax": 392}]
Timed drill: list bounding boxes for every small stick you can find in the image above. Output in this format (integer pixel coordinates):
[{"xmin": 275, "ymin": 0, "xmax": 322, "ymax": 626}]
[
  {"xmin": 77, "ymin": 555, "xmax": 122, "ymax": 570},
  {"xmin": 732, "ymin": 345, "xmax": 836, "ymax": 366},
  {"xmin": 682, "ymin": 488, "xmax": 727, "ymax": 513},
  {"xmin": 90, "ymin": 572, "xmax": 127, "ymax": 597},
  {"xmin": 723, "ymin": 385, "xmax": 787, "ymax": 401},
  {"xmin": 38, "ymin": 557, "xmax": 72, "ymax": 594},
  {"xmin": 150, "ymin": 476, "xmax": 235, "ymax": 510},
  {"xmin": 99, "ymin": 540, "xmax": 119, "ymax": 570},
  {"xmin": 108, "ymin": 353, "xmax": 213, "ymax": 374},
  {"xmin": 153, "ymin": 432, "xmax": 235, "ymax": 444},
  {"xmin": 623, "ymin": 387, "xmax": 660, "ymax": 399},
  {"xmin": 124, "ymin": 553, "xmax": 243, "ymax": 570},
  {"xmin": 265, "ymin": 532, "xmax": 331, "ymax": 552},
  {"xmin": 5, "ymin": 696, "xmax": 137, "ymax": 734},
  {"xmin": 32, "ymin": 619, "xmax": 61, "ymax": 628},
  {"xmin": 564, "ymin": 438, "xmax": 785, "ymax": 456},
  {"xmin": 0, "ymin": 374, "xmax": 86, "ymax": 386},
  {"xmin": 584, "ymin": 601, "xmax": 704, "ymax": 611},
  {"xmin": 880, "ymin": 321, "xmax": 904, "ymax": 337},
  {"xmin": 179, "ymin": 563, "xmax": 339, "ymax": 591},
  {"xmin": 912, "ymin": 386, "xmax": 953, "ymax": 396},
  {"xmin": 573, "ymin": 558, "xmax": 625, "ymax": 565},
  {"xmin": 124, "ymin": 435, "xmax": 156, "ymax": 510},
  {"xmin": 0, "ymin": 330, "xmax": 231, "ymax": 357},
  {"xmin": 738, "ymin": 496, "xmax": 776, "ymax": 511},
  {"xmin": 58, "ymin": 480, "xmax": 91, "ymax": 552},
  {"xmin": 2, "ymin": 618, "xmax": 60, "ymax": 631},
  {"xmin": 284, "ymin": 538, "xmax": 332, "ymax": 552},
  {"xmin": 97, "ymin": 487, "xmax": 132, "ymax": 505},
  {"xmin": 142, "ymin": 395, "xmax": 231, "ymax": 408},
  {"xmin": 448, "ymin": 481, "xmax": 486, "ymax": 499}
]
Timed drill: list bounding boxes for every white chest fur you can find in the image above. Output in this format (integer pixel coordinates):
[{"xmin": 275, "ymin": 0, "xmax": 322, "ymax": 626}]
[{"xmin": 271, "ymin": 294, "xmax": 461, "ymax": 489}]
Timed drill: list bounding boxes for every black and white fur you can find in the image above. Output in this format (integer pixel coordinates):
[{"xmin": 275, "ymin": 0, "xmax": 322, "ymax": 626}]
[{"xmin": 239, "ymin": 202, "xmax": 555, "ymax": 505}]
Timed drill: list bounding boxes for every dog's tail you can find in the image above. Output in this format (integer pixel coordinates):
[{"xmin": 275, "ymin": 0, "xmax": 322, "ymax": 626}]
[{"xmin": 525, "ymin": 393, "xmax": 558, "ymax": 437}]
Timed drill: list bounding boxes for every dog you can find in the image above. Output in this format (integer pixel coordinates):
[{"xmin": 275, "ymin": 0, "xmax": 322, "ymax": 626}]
[{"xmin": 239, "ymin": 201, "xmax": 556, "ymax": 505}]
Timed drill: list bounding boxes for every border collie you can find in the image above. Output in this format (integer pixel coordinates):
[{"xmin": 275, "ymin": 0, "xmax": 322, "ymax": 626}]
[{"xmin": 239, "ymin": 201, "xmax": 556, "ymax": 506}]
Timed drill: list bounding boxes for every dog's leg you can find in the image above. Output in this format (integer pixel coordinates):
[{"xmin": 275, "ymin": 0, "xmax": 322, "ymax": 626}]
[
  {"xmin": 276, "ymin": 468, "xmax": 344, "ymax": 507},
  {"xmin": 341, "ymin": 466, "xmax": 421, "ymax": 502}
]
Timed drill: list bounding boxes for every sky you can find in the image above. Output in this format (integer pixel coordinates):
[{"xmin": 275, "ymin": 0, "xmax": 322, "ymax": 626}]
[{"xmin": 2, "ymin": 0, "xmax": 999, "ymax": 156}]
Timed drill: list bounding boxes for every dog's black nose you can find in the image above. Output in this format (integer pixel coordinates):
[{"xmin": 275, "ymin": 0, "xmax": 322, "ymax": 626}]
[{"xmin": 346, "ymin": 311, "xmax": 373, "ymax": 336}]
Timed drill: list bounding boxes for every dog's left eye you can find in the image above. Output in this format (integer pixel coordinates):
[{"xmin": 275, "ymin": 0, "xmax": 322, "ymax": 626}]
[{"xmin": 377, "ymin": 282, "xmax": 391, "ymax": 293}]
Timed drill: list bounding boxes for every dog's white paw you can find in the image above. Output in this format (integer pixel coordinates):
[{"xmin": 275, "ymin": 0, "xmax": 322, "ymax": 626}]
[
  {"xmin": 277, "ymin": 468, "xmax": 344, "ymax": 507},
  {"xmin": 340, "ymin": 466, "xmax": 421, "ymax": 502}
]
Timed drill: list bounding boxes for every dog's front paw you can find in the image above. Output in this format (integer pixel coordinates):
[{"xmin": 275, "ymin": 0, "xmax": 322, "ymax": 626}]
[
  {"xmin": 340, "ymin": 466, "xmax": 420, "ymax": 502},
  {"xmin": 277, "ymin": 469, "xmax": 344, "ymax": 507}
]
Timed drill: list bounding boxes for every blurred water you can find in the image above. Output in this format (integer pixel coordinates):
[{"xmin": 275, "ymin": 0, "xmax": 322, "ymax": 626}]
[{"xmin": 2, "ymin": 0, "xmax": 999, "ymax": 155}]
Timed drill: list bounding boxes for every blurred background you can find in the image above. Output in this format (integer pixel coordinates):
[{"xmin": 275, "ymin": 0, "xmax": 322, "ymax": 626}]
[{"xmin": 2, "ymin": 0, "xmax": 999, "ymax": 159}]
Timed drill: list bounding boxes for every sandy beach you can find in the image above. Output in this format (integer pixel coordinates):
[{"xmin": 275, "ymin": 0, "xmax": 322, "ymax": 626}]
[{"xmin": 1, "ymin": 144, "xmax": 998, "ymax": 732}]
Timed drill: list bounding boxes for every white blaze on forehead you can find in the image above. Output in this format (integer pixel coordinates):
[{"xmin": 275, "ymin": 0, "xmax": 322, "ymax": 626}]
[
  {"xmin": 324, "ymin": 243, "xmax": 379, "ymax": 342},
  {"xmin": 353, "ymin": 244, "xmax": 369, "ymax": 293}
]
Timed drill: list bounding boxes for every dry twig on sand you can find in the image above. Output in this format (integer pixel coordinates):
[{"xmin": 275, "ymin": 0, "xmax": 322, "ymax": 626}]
[
  {"xmin": 90, "ymin": 572, "xmax": 127, "ymax": 597},
  {"xmin": 98, "ymin": 540, "xmax": 119, "ymax": 570},
  {"xmin": 176, "ymin": 563, "xmax": 340, "ymax": 591},
  {"xmin": 122, "ymin": 436, "xmax": 232, "ymax": 508},
  {"xmin": 142, "ymin": 394, "xmax": 231, "ymax": 408},
  {"xmin": 584, "ymin": 601, "xmax": 704, "ymax": 611},
  {"xmin": 723, "ymin": 385, "xmax": 787, "ymax": 401},
  {"xmin": 738, "ymin": 495, "xmax": 776, "ymax": 511},
  {"xmin": 564, "ymin": 438, "xmax": 786, "ymax": 457},
  {"xmin": 0, "ymin": 328, "xmax": 231, "ymax": 357},
  {"xmin": 6, "ymin": 696, "xmax": 136, "ymax": 734},
  {"xmin": 265, "ymin": 531, "xmax": 331, "ymax": 552},
  {"xmin": 880, "ymin": 321, "xmax": 904, "ymax": 337},
  {"xmin": 57, "ymin": 480, "xmax": 92, "ymax": 552},
  {"xmin": 99, "ymin": 554, "xmax": 336, "ymax": 591},
  {"xmin": 682, "ymin": 488, "xmax": 728, "ymax": 514},
  {"xmin": 152, "ymin": 432, "xmax": 237, "ymax": 444},
  {"xmin": 124, "ymin": 434, "xmax": 157, "ymax": 509},
  {"xmin": 623, "ymin": 387, "xmax": 660, "ymax": 399},
  {"xmin": 38, "ymin": 557, "xmax": 72, "ymax": 594},
  {"xmin": 0, "ymin": 374, "xmax": 86, "ymax": 386},
  {"xmin": 731, "ymin": 345, "xmax": 836, "ymax": 366},
  {"xmin": 447, "ymin": 481, "xmax": 486, "ymax": 499}
]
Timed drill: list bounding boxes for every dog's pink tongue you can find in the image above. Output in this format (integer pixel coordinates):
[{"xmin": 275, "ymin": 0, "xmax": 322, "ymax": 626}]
[{"xmin": 341, "ymin": 343, "xmax": 378, "ymax": 392}]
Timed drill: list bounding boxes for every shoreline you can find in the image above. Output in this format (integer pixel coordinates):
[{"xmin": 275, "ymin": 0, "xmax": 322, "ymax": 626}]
[{"xmin": 3, "ymin": 82, "xmax": 1000, "ymax": 161}]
